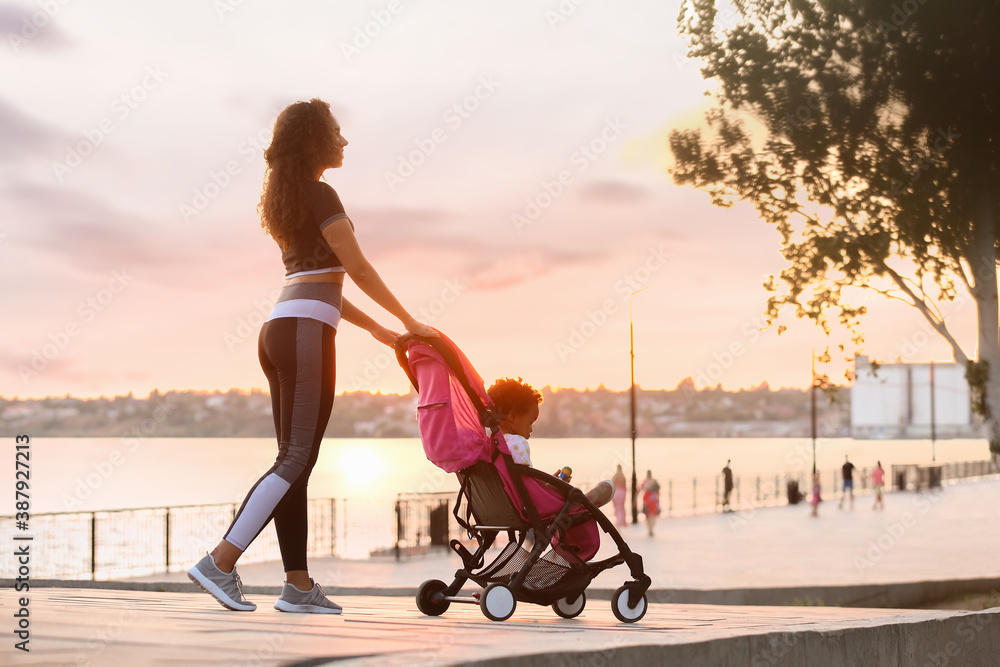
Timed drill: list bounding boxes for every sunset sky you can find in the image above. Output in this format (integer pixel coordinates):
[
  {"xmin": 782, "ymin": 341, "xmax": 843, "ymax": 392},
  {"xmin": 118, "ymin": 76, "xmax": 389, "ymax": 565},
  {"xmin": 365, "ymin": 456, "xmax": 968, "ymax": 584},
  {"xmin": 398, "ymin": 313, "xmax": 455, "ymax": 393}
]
[{"xmin": 1, "ymin": 0, "xmax": 979, "ymax": 400}]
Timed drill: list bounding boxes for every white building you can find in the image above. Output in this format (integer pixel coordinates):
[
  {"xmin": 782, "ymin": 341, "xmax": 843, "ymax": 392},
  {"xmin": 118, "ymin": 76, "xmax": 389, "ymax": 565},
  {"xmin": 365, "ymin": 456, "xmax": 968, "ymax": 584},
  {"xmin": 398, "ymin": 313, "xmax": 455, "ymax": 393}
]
[{"xmin": 851, "ymin": 355, "xmax": 978, "ymax": 438}]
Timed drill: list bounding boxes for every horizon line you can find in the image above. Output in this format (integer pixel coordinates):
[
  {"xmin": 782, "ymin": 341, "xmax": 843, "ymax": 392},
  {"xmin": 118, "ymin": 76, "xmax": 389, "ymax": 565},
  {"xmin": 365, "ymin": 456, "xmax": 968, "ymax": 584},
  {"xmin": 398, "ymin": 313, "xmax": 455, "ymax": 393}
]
[{"xmin": 2, "ymin": 379, "xmax": 848, "ymax": 402}]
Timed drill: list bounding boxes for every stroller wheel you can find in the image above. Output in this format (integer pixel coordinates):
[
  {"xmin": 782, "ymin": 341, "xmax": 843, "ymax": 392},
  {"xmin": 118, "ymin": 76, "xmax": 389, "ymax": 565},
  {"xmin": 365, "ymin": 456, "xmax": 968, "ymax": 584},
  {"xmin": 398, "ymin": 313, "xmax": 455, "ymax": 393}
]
[
  {"xmin": 611, "ymin": 585, "xmax": 647, "ymax": 623},
  {"xmin": 480, "ymin": 583, "xmax": 516, "ymax": 622},
  {"xmin": 416, "ymin": 579, "xmax": 450, "ymax": 616},
  {"xmin": 552, "ymin": 592, "xmax": 586, "ymax": 619}
]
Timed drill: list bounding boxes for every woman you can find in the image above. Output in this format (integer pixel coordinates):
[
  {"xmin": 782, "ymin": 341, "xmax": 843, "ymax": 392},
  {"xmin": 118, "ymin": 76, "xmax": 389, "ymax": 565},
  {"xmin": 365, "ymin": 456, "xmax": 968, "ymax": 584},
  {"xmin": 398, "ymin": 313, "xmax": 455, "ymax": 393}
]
[
  {"xmin": 188, "ymin": 99, "xmax": 437, "ymax": 613},
  {"xmin": 611, "ymin": 463, "xmax": 628, "ymax": 527},
  {"xmin": 640, "ymin": 469, "xmax": 660, "ymax": 537},
  {"xmin": 872, "ymin": 461, "xmax": 885, "ymax": 510},
  {"xmin": 810, "ymin": 471, "xmax": 822, "ymax": 517}
]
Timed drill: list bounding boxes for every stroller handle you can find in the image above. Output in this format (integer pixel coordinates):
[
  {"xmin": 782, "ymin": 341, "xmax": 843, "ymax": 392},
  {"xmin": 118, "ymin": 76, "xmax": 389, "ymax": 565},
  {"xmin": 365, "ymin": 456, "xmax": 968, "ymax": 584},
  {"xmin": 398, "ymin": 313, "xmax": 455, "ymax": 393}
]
[
  {"xmin": 394, "ymin": 332, "xmax": 447, "ymax": 393},
  {"xmin": 395, "ymin": 332, "xmax": 501, "ymax": 432}
]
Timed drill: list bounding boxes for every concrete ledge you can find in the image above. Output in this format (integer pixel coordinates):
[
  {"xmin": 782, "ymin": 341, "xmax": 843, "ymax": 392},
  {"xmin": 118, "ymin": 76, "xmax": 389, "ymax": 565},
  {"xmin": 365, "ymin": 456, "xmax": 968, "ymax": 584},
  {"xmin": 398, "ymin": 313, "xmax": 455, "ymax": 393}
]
[
  {"xmin": 18, "ymin": 587, "xmax": 1000, "ymax": 666},
  {"xmin": 424, "ymin": 609, "xmax": 1000, "ymax": 667},
  {"xmin": 330, "ymin": 609, "xmax": 1000, "ymax": 667},
  {"xmin": 644, "ymin": 577, "xmax": 1000, "ymax": 608},
  {"xmin": 10, "ymin": 576, "xmax": 1000, "ymax": 609}
]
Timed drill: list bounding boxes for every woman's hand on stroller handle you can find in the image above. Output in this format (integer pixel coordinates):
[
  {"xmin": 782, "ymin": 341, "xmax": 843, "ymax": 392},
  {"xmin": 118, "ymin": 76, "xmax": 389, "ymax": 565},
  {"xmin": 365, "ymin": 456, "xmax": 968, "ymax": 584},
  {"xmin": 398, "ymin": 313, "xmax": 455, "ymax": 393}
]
[
  {"xmin": 404, "ymin": 318, "xmax": 440, "ymax": 338},
  {"xmin": 370, "ymin": 325, "xmax": 400, "ymax": 347}
]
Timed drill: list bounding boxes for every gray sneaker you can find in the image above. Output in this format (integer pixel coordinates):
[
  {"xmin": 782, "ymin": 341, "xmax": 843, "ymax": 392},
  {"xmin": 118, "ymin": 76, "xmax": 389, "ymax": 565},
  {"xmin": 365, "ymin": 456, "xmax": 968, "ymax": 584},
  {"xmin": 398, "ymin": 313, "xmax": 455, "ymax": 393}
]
[
  {"xmin": 187, "ymin": 553, "xmax": 256, "ymax": 611},
  {"xmin": 274, "ymin": 579, "xmax": 342, "ymax": 614}
]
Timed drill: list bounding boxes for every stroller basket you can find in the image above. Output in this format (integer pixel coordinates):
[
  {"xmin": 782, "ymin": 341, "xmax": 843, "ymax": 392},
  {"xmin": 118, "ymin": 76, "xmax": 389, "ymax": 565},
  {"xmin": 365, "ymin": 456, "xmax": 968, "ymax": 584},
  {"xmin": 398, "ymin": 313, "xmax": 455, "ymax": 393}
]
[
  {"xmin": 397, "ymin": 332, "xmax": 651, "ymax": 623},
  {"xmin": 480, "ymin": 542, "xmax": 577, "ymax": 591}
]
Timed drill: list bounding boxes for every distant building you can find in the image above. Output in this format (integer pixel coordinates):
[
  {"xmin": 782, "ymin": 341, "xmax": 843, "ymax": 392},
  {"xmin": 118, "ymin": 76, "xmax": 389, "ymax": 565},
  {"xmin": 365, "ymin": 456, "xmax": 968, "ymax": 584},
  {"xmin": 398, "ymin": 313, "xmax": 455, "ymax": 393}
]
[
  {"xmin": 205, "ymin": 395, "xmax": 227, "ymax": 409},
  {"xmin": 851, "ymin": 355, "xmax": 979, "ymax": 438}
]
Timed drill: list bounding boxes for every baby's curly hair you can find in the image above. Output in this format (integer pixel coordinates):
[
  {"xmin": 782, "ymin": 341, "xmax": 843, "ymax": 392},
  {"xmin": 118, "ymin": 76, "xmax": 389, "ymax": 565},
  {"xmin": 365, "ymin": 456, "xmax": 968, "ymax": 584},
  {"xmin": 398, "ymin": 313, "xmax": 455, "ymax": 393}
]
[
  {"xmin": 258, "ymin": 98, "xmax": 341, "ymax": 251},
  {"xmin": 487, "ymin": 377, "xmax": 542, "ymax": 418}
]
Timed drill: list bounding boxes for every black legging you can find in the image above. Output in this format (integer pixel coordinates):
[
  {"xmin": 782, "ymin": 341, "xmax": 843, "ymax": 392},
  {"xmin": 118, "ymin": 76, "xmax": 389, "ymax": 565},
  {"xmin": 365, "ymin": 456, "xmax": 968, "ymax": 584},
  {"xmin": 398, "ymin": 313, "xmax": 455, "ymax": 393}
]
[{"xmin": 223, "ymin": 317, "xmax": 336, "ymax": 572}]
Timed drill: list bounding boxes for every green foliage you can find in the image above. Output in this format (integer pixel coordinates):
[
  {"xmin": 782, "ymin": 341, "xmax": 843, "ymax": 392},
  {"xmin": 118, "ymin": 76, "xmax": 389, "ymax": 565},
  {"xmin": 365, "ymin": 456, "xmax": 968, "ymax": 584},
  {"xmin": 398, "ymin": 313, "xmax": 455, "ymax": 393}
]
[
  {"xmin": 670, "ymin": 0, "xmax": 1000, "ymax": 376},
  {"xmin": 966, "ymin": 359, "xmax": 990, "ymax": 417}
]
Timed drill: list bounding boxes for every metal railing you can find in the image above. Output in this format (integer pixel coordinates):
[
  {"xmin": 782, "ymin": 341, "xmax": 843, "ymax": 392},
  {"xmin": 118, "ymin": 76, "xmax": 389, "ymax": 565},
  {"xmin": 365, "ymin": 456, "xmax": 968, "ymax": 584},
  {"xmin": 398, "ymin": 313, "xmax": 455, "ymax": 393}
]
[
  {"xmin": 6, "ymin": 460, "xmax": 996, "ymax": 579},
  {"xmin": 583, "ymin": 458, "xmax": 1000, "ymax": 519},
  {"xmin": 0, "ymin": 496, "xmax": 396, "ymax": 580},
  {"xmin": 391, "ymin": 492, "xmax": 465, "ymax": 561}
]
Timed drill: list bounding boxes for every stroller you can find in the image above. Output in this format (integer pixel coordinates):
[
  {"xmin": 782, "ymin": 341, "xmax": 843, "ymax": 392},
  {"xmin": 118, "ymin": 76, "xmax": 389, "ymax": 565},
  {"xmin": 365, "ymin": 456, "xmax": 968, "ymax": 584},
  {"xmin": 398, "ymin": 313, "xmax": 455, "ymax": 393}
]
[{"xmin": 395, "ymin": 332, "xmax": 651, "ymax": 623}]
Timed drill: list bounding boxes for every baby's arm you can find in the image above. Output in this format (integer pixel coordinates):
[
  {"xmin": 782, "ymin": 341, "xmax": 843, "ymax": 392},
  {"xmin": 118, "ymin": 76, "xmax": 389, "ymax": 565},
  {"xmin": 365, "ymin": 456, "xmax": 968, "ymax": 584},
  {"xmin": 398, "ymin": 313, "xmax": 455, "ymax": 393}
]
[{"xmin": 505, "ymin": 434, "xmax": 532, "ymax": 466}]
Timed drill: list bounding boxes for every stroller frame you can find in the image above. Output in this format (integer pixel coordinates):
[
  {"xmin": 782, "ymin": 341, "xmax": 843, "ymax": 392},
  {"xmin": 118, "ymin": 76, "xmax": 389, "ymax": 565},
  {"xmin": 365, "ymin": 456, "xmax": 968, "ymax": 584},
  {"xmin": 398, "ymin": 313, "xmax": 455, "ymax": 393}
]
[{"xmin": 396, "ymin": 333, "xmax": 652, "ymax": 623}]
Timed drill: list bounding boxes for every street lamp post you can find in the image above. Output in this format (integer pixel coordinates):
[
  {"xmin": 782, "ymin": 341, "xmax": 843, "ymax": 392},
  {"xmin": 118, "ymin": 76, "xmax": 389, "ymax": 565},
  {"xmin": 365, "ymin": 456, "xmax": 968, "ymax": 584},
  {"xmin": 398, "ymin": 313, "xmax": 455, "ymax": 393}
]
[
  {"xmin": 628, "ymin": 284, "xmax": 658, "ymax": 525},
  {"xmin": 930, "ymin": 360, "xmax": 936, "ymax": 462},
  {"xmin": 629, "ymin": 301, "xmax": 638, "ymax": 525},
  {"xmin": 811, "ymin": 349, "xmax": 817, "ymax": 475}
]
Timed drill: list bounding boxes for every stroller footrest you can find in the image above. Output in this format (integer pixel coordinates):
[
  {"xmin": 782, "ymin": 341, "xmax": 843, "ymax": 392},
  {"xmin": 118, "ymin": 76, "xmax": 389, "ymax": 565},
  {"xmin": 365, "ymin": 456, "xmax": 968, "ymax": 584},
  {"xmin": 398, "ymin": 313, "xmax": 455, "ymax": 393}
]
[
  {"xmin": 441, "ymin": 594, "xmax": 480, "ymax": 605},
  {"xmin": 451, "ymin": 539, "xmax": 482, "ymax": 569}
]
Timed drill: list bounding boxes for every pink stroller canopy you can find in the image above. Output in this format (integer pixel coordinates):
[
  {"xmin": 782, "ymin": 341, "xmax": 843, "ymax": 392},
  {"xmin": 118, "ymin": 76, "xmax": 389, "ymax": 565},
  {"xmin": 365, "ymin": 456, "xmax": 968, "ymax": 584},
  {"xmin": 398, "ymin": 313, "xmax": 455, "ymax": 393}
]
[
  {"xmin": 399, "ymin": 333, "xmax": 600, "ymax": 562},
  {"xmin": 404, "ymin": 333, "xmax": 502, "ymax": 473}
]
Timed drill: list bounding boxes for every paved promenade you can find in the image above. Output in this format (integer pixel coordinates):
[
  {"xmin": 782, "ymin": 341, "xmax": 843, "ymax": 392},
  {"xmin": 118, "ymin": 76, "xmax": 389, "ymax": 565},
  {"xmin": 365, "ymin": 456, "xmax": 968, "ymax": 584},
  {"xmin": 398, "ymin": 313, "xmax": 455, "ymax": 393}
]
[
  {"xmin": 124, "ymin": 477, "xmax": 1000, "ymax": 605},
  {"xmin": 3, "ymin": 587, "xmax": 999, "ymax": 666},
  {"xmin": 3, "ymin": 479, "xmax": 999, "ymax": 665}
]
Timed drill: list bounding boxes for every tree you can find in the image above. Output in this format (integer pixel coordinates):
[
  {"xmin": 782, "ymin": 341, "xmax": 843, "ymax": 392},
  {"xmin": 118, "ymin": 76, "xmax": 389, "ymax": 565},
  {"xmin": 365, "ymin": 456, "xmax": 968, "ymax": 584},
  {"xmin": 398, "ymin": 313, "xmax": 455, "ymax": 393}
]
[{"xmin": 669, "ymin": 0, "xmax": 1000, "ymax": 452}]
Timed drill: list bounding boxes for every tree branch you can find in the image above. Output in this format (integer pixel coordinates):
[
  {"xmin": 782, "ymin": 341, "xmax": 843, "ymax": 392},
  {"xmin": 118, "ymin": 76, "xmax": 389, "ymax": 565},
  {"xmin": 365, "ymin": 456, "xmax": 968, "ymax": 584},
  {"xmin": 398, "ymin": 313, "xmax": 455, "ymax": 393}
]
[{"xmin": 879, "ymin": 260, "xmax": 969, "ymax": 364}]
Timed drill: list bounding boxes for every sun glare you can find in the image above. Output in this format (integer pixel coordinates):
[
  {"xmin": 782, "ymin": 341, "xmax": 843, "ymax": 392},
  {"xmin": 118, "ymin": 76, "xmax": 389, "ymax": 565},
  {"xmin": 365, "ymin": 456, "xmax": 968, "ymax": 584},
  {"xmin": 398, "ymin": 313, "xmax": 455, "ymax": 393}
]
[{"xmin": 335, "ymin": 444, "xmax": 382, "ymax": 490}]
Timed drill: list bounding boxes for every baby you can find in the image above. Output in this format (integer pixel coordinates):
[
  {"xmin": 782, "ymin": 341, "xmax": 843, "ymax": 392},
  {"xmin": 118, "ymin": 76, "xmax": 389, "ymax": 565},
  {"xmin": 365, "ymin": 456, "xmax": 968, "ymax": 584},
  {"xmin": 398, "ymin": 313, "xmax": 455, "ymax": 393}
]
[{"xmin": 487, "ymin": 377, "xmax": 614, "ymax": 508}]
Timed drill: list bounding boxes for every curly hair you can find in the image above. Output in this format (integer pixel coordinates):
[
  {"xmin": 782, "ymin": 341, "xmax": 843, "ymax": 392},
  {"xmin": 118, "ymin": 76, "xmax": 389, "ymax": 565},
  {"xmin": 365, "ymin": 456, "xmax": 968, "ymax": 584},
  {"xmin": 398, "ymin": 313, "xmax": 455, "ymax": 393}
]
[
  {"xmin": 487, "ymin": 377, "xmax": 542, "ymax": 418},
  {"xmin": 258, "ymin": 98, "xmax": 340, "ymax": 251}
]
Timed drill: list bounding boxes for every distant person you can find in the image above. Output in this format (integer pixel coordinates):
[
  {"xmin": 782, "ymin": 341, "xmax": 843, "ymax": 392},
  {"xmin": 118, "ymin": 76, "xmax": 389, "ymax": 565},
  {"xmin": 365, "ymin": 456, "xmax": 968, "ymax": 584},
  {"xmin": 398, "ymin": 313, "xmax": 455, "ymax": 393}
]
[
  {"xmin": 487, "ymin": 377, "xmax": 614, "ymax": 507},
  {"xmin": 187, "ymin": 98, "xmax": 438, "ymax": 614},
  {"xmin": 721, "ymin": 459, "xmax": 734, "ymax": 512},
  {"xmin": 612, "ymin": 464, "xmax": 628, "ymax": 526},
  {"xmin": 641, "ymin": 470, "xmax": 661, "ymax": 536},
  {"xmin": 839, "ymin": 455, "xmax": 856, "ymax": 509},
  {"xmin": 810, "ymin": 472, "xmax": 821, "ymax": 517},
  {"xmin": 872, "ymin": 461, "xmax": 885, "ymax": 510}
]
